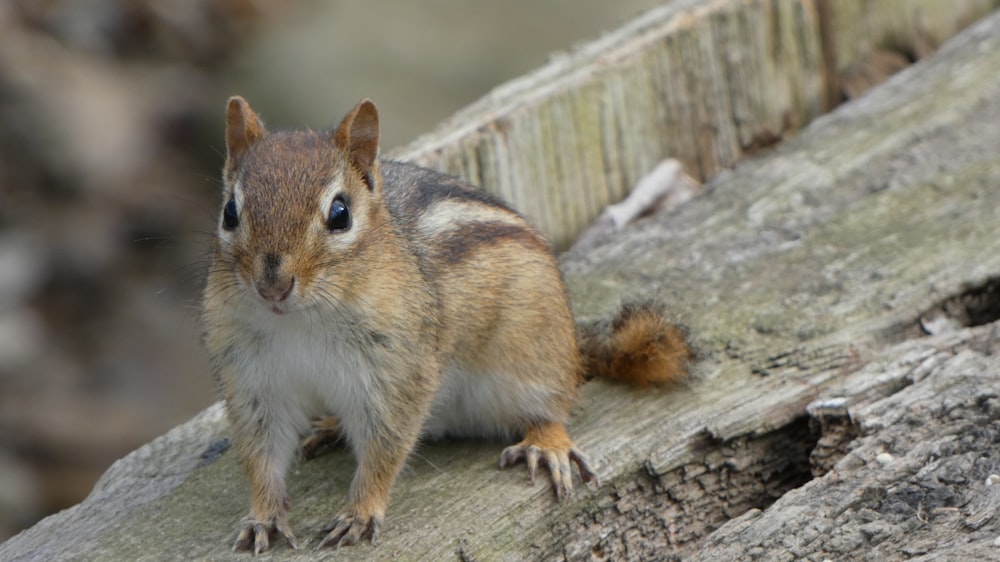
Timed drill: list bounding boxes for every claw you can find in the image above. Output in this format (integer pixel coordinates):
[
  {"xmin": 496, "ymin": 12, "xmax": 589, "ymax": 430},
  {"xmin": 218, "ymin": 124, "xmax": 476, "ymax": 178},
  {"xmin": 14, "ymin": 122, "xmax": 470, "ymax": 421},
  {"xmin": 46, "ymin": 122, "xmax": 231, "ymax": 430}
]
[
  {"xmin": 539, "ymin": 449, "xmax": 561, "ymax": 496},
  {"xmin": 232, "ymin": 515, "xmax": 297, "ymax": 554},
  {"xmin": 316, "ymin": 518, "xmax": 349, "ymax": 550},
  {"xmin": 570, "ymin": 448, "xmax": 599, "ymax": 486},
  {"xmin": 559, "ymin": 460, "xmax": 574, "ymax": 499},
  {"xmin": 499, "ymin": 444, "xmax": 524, "ymax": 468},
  {"xmin": 275, "ymin": 519, "xmax": 299, "ymax": 550},
  {"xmin": 526, "ymin": 447, "xmax": 540, "ymax": 484},
  {"xmin": 253, "ymin": 526, "xmax": 268, "ymax": 555},
  {"xmin": 317, "ymin": 511, "xmax": 381, "ymax": 549},
  {"xmin": 498, "ymin": 423, "xmax": 599, "ymax": 501}
]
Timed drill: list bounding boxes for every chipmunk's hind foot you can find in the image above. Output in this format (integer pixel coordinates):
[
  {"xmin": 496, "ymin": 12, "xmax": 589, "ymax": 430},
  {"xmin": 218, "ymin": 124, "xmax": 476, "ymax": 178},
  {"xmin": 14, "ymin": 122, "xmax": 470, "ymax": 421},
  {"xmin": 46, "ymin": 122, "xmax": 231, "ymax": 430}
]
[{"xmin": 499, "ymin": 421, "xmax": 598, "ymax": 500}]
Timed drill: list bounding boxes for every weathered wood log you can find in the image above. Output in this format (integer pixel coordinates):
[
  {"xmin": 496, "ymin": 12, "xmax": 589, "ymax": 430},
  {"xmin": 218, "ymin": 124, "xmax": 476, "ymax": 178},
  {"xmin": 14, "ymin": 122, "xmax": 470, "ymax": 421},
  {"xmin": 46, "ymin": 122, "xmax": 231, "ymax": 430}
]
[
  {"xmin": 4, "ymin": 3, "xmax": 1000, "ymax": 561},
  {"xmin": 395, "ymin": 0, "xmax": 998, "ymax": 249},
  {"xmin": 688, "ymin": 322, "xmax": 1000, "ymax": 561}
]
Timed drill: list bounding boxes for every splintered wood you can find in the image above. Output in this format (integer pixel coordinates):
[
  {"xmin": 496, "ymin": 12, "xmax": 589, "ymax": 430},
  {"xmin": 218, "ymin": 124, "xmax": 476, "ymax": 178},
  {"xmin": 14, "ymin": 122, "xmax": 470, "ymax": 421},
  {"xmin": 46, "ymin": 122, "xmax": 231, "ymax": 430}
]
[{"xmin": 396, "ymin": 0, "xmax": 997, "ymax": 250}]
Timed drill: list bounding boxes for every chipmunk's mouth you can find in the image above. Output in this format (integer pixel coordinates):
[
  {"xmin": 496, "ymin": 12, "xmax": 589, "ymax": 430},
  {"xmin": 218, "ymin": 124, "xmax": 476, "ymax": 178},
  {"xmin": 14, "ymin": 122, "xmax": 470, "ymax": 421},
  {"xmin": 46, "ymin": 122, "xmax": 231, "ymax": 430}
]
[{"xmin": 270, "ymin": 305, "xmax": 286, "ymax": 315}]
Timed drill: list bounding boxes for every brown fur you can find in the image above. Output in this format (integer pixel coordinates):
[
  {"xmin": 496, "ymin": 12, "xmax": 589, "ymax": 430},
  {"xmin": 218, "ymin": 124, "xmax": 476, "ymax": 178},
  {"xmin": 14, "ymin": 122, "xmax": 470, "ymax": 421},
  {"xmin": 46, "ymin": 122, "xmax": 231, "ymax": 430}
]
[
  {"xmin": 579, "ymin": 301, "xmax": 693, "ymax": 387},
  {"xmin": 202, "ymin": 97, "xmax": 693, "ymax": 554}
]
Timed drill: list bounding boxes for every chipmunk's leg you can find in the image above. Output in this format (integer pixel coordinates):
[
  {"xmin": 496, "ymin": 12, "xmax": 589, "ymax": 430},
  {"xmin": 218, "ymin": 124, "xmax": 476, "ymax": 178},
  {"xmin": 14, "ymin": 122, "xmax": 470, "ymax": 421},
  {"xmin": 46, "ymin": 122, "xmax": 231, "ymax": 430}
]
[
  {"xmin": 316, "ymin": 421, "xmax": 420, "ymax": 549},
  {"xmin": 229, "ymin": 402, "xmax": 302, "ymax": 554},
  {"xmin": 301, "ymin": 415, "xmax": 343, "ymax": 460},
  {"xmin": 499, "ymin": 421, "xmax": 598, "ymax": 500}
]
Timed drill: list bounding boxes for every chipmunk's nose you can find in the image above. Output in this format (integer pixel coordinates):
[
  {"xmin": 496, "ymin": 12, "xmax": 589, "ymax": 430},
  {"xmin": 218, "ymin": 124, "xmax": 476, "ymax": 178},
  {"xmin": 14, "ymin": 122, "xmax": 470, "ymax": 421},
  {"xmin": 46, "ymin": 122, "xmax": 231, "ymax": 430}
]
[
  {"xmin": 257, "ymin": 277, "xmax": 294, "ymax": 302},
  {"xmin": 256, "ymin": 253, "xmax": 295, "ymax": 302}
]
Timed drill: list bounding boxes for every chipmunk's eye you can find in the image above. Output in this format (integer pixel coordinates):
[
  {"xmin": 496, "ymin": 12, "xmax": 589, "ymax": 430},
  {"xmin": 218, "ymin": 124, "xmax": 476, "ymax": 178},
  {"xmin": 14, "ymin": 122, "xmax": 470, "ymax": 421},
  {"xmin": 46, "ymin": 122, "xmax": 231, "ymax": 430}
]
[
  {"xmin": 327, "ymin": 197, "xmax": 351, "ymax": 232},
  {"xmin": 222, "ymin": 199, "xmax": 239, "ymax": 230}
]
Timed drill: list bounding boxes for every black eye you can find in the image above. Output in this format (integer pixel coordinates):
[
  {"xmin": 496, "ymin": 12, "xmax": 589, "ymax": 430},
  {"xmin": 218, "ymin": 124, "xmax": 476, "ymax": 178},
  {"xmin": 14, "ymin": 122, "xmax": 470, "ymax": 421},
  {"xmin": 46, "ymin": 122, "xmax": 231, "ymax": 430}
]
[
  {"xmin": 327, "ymin": 197, "xmax": 351, "ymax": 231},
  {"xmin": 222, "ymin": 199, "xmax": 239, "ymax": 230}
]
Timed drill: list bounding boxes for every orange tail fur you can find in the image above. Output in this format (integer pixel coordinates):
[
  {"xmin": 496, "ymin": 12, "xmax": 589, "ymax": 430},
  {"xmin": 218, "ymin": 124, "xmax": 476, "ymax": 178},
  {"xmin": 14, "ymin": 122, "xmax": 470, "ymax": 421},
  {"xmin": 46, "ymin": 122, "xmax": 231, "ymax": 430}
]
[{"xmin": 578, "ymin": 301, "xmax": 693, "ymax": 387}]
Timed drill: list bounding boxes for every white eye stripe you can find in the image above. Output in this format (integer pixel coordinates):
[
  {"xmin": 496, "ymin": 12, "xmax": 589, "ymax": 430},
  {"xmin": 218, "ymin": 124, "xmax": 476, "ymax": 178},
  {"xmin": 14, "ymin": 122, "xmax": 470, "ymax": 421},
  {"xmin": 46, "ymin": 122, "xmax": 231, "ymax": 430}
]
[
  {"xmin": 318, "ymin": 176, "xmax": 364, "ymax": 246},
  {"xmin": 318, "ymin": 177, "xmax": 348, "ymax": 221},
  {"xmin": 217, "ymin": 181, "xmax": 244, "ymax": 239},
  {"xmin": 231, "ymin": 180, "xmax": 245, "ymax": 213}
]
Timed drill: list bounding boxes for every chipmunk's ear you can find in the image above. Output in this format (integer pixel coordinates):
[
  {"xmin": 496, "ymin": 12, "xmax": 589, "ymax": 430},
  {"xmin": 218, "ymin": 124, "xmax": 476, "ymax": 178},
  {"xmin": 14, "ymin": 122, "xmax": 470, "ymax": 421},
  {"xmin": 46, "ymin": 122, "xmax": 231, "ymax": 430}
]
[
  {"xmin": 225, "ymin": 96, "xmax": 266, "ymax": 177},
  {"xmin": 334, "ymin": 99, "xmax": 379, "ymax": 190}
]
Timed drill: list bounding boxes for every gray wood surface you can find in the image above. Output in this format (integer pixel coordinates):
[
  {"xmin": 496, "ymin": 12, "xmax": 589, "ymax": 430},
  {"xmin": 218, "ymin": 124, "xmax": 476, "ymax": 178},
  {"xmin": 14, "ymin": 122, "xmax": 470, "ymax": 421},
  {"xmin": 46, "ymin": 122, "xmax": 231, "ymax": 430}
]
[
  {"xmin": 3, "ymin": 2, "xmax": 1000, "ymax": 561},
  {"xmin": 395, "ymin": 0, "xmax": 998, "ymax": 249}
]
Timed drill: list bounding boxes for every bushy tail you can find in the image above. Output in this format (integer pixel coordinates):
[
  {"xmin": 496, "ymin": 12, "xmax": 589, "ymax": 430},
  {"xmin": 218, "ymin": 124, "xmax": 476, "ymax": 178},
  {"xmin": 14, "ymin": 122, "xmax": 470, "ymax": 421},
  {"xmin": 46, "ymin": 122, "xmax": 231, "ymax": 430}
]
[{"xmin": 578, "ymin": 301, "xmax": 693, "ymax": 387}]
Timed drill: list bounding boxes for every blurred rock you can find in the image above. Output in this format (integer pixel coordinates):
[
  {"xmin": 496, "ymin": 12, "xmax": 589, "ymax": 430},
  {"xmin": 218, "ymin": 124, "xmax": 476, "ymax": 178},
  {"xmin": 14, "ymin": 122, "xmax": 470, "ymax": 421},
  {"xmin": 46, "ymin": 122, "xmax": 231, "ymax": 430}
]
[
  {"xmin": 0, "ymin": 451, "xmax": 41, "ymax": 541},
  {"xmin": 0, "ymin": 234, "xmax": 45, "ymax": 311},
  {"xmin": 10, "ymin": 0, "xmax": 271, "ymax": 63},
  {"xmin": 0, "ymin": 308, "xmax": 45, "ymax": 375}
]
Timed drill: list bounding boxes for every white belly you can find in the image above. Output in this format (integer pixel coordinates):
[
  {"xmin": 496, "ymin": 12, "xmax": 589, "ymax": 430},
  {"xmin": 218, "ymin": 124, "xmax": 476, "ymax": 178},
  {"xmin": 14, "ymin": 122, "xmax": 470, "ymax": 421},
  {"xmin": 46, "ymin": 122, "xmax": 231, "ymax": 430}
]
[
  {"xmin": 230, "ymin": 310, "xmax": 383, "ymax": 450},
  {"xmin": 422, "ymin": 367, "xmax": 558, "ymax": 441}
]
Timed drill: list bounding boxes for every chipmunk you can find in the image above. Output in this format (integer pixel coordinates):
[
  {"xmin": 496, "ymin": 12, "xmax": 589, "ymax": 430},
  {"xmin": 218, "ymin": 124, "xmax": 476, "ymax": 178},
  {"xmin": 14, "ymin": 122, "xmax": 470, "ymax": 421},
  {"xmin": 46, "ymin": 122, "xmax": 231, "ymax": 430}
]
[{"xmin": 201, "ymin": 96, "xmax": 692, "ymax": 554}]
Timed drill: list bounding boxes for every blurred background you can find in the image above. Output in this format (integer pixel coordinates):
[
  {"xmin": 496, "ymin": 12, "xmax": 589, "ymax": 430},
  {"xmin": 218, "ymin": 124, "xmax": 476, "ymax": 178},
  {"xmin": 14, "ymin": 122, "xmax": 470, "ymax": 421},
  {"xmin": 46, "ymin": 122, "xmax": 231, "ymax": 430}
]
[{"xmin": 0, "ymin": 0, "xmax": 666, "ymax": 540}]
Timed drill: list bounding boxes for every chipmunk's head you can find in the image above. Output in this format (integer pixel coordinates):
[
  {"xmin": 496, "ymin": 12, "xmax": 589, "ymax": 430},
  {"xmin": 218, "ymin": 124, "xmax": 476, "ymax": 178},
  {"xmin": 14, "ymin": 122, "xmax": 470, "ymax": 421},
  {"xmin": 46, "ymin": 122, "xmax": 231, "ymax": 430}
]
[{"xmin": 215, "ymin": 96, "xmax": 383, "ymax": 316}]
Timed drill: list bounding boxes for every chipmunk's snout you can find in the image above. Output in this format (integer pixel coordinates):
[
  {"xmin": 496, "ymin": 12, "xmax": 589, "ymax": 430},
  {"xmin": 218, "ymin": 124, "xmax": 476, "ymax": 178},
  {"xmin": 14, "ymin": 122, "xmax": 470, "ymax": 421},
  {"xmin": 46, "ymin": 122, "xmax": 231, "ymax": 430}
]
[
  {"xmin": 255, "ymin": 253, "xmax": 295, "ymax": 303},
  {"xmin": 257, "ymin": 277, "xmax": 294, "ymax": 303}
]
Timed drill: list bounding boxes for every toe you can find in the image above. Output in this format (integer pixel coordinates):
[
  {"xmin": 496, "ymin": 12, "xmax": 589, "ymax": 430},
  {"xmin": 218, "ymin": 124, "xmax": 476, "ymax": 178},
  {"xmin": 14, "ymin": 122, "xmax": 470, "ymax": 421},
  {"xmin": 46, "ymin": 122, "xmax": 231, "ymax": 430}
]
[
  {"xmin": 252, "ymin": 524, "xmax": 269, "ymax": 554},
  {"xmin": 540, "ymin": 449, "xmax": 571, "ymax": 499},
  {"xmin": 559, "ymin": 459, "xmax": 575, "ymax": 499},
  {"xmin": 316, "ymin": 528, "xmax": 339, "ymax": 549},
  {"xmin": 275, "ymin": 520, "xmax": 298, "ymax": 550},
  {"xmin": 499, "ymin": 444, "xmax": 524, "ymax": 468},
  {"xmin": 500, "ymin": 425, "xmax": 599, "ymax": 499},
  {"xmin": 526, "ymin": 446, "xmax": 541, "ymax": 484},
  {"xmin": 233, "ymin": 528, "xmax": 252, "ymax": 552},
  {"xmin": 570, "ymin": 448, "xmax": 599, "ymax": 485},
  {"xmin": 317, "ymin": 512, "xmax": 376, "ymax": 549}
]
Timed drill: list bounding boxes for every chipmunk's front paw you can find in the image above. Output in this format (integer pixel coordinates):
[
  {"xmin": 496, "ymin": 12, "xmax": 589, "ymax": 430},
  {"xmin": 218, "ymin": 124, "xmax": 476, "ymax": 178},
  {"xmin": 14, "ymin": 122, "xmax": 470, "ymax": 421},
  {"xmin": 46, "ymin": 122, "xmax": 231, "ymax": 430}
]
[
  {"xmin": 233, "ymin": 513, "xmax": 298, "ymax": 554},
  {"xmin": 317, "ymin": 508, "xmax": 382, "ymax": 549},
  {"xmin": 499, "ymin": 422, "xmax": 598, "ymax": 500}
]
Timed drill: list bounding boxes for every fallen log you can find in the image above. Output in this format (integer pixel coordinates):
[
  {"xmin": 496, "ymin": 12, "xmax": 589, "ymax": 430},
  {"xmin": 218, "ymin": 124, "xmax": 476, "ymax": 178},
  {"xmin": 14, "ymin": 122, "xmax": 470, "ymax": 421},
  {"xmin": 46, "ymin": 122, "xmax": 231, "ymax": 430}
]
[
  {"xmin": 3, "ymin": 3, "xmax": 1000, "ymax": 561},
  {"xmin": 397, "ymin": 0, "xmax": 998, "ymax": 249},
  {"xmin": 689, "ymin": 322, "xmax": 1000, "ymax": 561}
]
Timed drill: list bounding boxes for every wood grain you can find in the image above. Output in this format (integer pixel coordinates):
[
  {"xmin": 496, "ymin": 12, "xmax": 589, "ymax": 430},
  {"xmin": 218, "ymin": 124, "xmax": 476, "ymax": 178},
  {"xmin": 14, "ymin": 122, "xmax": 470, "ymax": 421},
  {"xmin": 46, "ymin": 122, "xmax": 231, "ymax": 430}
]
[
  {"xmin": 395, "ymin": 0, "xmax": 998, "ymax": 249},
  {"xmin": 3, "ymin": 2, "xmax": 1000, "ymax": 561}
]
